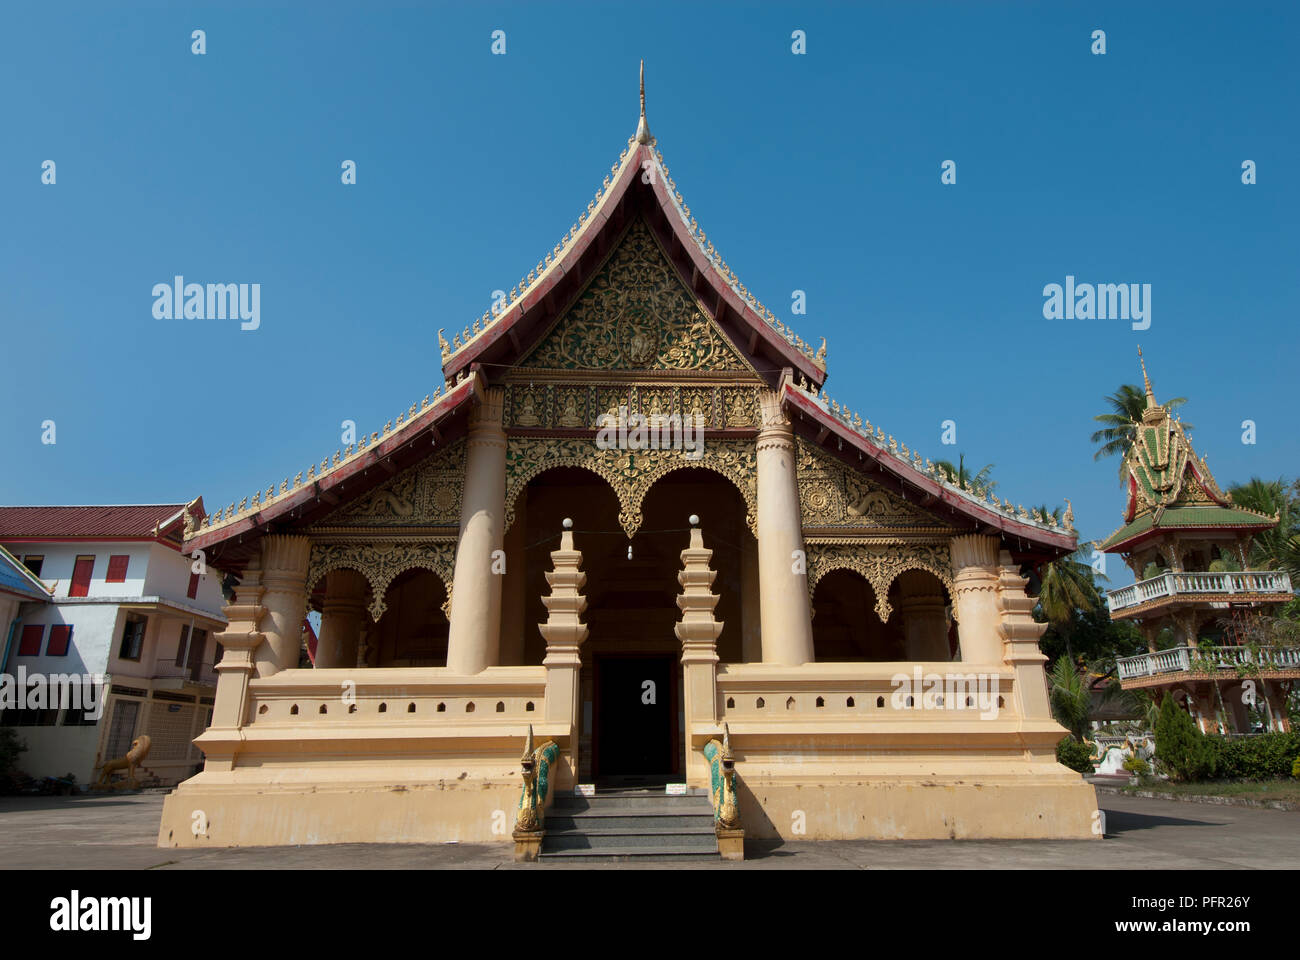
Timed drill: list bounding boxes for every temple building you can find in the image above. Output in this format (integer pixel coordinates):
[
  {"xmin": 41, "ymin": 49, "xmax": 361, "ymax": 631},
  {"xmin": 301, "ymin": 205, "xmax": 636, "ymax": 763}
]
[
  {"xmin": 1106, "ymin": 353, "xmax": 1296, "ymax": 734},
  {"xmin": 159, "ymin": 71, "xmax": 1099, "ymax": 853}
]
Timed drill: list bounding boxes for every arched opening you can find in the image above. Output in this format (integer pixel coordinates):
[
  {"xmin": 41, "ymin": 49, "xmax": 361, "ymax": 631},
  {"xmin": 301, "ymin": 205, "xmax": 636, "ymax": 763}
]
[
  {"xmin": 371, "ymin": 568, "xmax": 449, "ymax": 667},
  {"xmin": 812, "ymin": 568, "xmax": 954, "ymax": 662},
  {"xmin": 511, "ymin": 463, "xmax": 749, "ymax": 785},
  {"xmin": 812, "ymin": 569, "xmax": 903, "ymax": 660},
  {"xmin": 309, "ymin": 566, "xmax": 373, "ymax": 669},
  {"xmin": 889, "ymin": 569, "xmax": 955, "ymax": 661}
]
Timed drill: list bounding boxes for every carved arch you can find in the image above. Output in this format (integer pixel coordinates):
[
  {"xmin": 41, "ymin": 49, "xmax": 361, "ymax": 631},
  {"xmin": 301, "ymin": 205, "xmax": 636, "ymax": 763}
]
[
  {"xmin": 806, "ymin": 541, "xmax": 956, "ymax": 623},
  {"xmin": 504, "ymin": 435, "xmax": 756, "ymax": 538},
  {"xmin": 306, "ymin": 540, "xmax": 457, "ymax": 621}
]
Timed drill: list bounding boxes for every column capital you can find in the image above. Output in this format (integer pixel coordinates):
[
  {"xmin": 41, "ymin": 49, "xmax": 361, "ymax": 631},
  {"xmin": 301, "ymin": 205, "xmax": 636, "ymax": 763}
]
[
  {"xmin": 469, "ymin": 385, "xmax": 506, "ymax": 434},
  {"xmin": 950, "ymin": 534, "xmax": 1000, "ymax": 573},
  {"xmin": 756, "ymin": 389, "xmax": 793, "ymax": 451}
]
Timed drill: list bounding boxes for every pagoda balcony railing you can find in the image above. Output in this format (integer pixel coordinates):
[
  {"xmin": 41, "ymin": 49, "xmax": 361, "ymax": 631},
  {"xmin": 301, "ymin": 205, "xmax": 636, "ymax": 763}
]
[
  {"xmin": 1116, "ymin": 644, "xmax": 1300, "ymax": 681},
  {"xmin": 1106, "ymin": 570, "xmax": 1294, "ymax": 614}
]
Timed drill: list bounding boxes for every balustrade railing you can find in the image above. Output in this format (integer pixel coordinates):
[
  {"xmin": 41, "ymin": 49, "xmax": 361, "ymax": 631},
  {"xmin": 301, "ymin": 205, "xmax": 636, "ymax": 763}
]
[
  {"xmin": 1107, "ymin": 570, "xmax": 1293, "ymax": 613},
  {"xmin": 1117, "ymin": 645, "xmax": 1300, "ymax": 680}
]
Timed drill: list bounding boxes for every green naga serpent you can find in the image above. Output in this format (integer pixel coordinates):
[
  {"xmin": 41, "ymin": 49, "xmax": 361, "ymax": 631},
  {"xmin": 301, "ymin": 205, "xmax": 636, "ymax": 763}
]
[
  {"xmin": 703, "ymin": 723, "xmax": 740, "ymax": 830},
  {"xmin": 515, "ymin": 725, "xmax": 559, "ymax": 834}
]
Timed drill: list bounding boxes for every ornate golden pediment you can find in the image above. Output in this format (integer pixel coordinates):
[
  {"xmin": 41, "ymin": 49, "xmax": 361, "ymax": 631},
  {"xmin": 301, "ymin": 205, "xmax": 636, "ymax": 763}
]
[
  {"xmin": 316, "ymin": 440, "xmax": 466, "ymax": 528},
  {"xmin": 797, "ymin": 440, "xmax": 951, "ymax": 532},
  {"xmin": 519, "ymin": 217, "xmax": 752, "ymax": 374}
]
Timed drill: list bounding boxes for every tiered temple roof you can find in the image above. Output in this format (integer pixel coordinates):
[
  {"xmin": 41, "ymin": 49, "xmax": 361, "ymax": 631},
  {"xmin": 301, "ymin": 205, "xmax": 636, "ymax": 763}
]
[
  {"xmin": 184, "ymin": 65, "xmax": 1077, "ymax": 566},
  {"xmin": 1100, "ymin": 350, "xmax": 1277, "ymax": 553}
]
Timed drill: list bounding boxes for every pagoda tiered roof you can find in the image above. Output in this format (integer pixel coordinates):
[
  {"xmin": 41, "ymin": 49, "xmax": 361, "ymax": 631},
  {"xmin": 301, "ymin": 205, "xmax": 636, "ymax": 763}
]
[{"xmin": 1100, "ymin": 350, "xmax": 1277, "ymax": 553}]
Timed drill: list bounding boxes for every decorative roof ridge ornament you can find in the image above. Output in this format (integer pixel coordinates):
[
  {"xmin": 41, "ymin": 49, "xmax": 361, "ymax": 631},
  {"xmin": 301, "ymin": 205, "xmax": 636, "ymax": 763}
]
[
  {"xmin": 1137, "ymin": 345, "xmax": 1162, "ymax": 424},
  {"xmin": 635, "ymin": 59, "xmax": 654, "ymax": 145}
]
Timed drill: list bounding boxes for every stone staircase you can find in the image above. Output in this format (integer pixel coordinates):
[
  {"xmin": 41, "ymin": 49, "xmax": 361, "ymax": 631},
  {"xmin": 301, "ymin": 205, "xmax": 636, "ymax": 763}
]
[{"xmin": 539, "ymin": 789, "xmax": 719, "ymax": 861}]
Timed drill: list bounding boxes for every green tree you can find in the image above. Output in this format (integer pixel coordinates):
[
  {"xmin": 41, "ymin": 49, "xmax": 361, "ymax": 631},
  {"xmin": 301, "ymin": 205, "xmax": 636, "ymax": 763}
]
[
  {"xmin": 1153, "ymin": 694, "xmax": 1217, "ymax": 782},
  {"xmin": 932, "ymin": 453, "xmax": 996, "ymax": 493},
  {"xmin": 1091, "ymin": 384, "xmax": 1192, "ymax": 481},
  {"xmin": 1227, "ymin": 477, "xmax": 1300, "ymax": 581},
  {"xmin": 0, "ymin": 728, "xmax": 28, "ymax": 793},
  {"xmin": 1036, "ymin": 548, "xmax": 1105, "ymax": 662},
  {"xmin": 1048, "ymin": 657, "xmax": 1093, "ymax": 741}
]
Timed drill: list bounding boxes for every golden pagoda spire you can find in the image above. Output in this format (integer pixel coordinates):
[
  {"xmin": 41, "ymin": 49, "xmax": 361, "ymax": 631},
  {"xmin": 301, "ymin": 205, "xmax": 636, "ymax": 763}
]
[
  {"xmin": 635, "ymin": 59, "xmax": 654, "ymax": 145},
  {"xmin": 1137, "ymin": 345, "xmax": 1160, "ymax": 420}
]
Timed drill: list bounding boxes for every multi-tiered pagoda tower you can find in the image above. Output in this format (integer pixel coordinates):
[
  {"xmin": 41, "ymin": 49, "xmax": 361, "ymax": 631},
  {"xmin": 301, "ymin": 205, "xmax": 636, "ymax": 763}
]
[{"xmin": 1103, "ymin": 352, "xmax": 1296, "ymax": 733}]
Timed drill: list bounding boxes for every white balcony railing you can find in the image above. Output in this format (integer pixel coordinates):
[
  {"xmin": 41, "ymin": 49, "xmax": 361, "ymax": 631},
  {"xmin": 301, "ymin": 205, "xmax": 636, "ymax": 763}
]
[
  {"xmin": 1107, "ymin": 570, "xmax": 1293, "ymax": 614},
  {"xmin": 1117, "ymin": 645, "xmax": 1300, "ymax": 680}
]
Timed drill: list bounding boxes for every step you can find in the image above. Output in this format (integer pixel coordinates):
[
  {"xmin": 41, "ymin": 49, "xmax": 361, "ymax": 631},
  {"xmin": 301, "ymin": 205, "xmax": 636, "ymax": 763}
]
[
  {"xmin": 545, "ymin": 828, "xmax": 718, "ymax": 852},
  {"xmin": 552, "ymin": 795, "xmax": 714, "ymax": 812},
  {"xmin": 546, "ymin": 813, "xmax": 714, "ymax": 832},
  {"xmin": 538, "ymin": 845, "xmax": 721, "ymax": 861}
]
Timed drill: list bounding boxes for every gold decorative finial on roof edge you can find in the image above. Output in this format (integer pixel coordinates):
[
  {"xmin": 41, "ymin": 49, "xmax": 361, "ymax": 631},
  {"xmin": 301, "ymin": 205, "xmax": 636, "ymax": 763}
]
[
  {"xmin": 635, "ymin": 58, "xmax": 654, "ymax": 145},
  {"xmin": 1137, "ymin": 345, "xmax": 1160, "ymax": 419}
]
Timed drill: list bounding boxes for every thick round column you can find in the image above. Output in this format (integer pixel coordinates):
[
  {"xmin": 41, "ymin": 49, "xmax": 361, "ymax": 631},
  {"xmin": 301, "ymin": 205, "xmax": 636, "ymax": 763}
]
[
  {"xmin": 256, "ymin": 535, "xmax": 311, "ymax": 676},
  {"xmin": 949, "ymin": 534, "xmax": 1002, "ymax": 664},
  {"xmin": 895, "ymin": 572, "xmax": 950, "ymax": 661},
  {"xmin": 315, "ymin": 569, "xmax": 368, "ymax": 668},
  {"xmin": 446, "ymin": 387, "xmax": 506, "ymax": 675},
  {"xmin": 755, "ymin": 390, "xmax": 815, "ymax": 665}
]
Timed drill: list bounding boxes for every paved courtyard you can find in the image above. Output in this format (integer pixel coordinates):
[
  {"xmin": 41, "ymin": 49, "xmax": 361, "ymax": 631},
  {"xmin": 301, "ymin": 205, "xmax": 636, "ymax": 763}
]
[{"xmin": 1, "ymin": 790, "xmax": 1296, "ymax": 870}]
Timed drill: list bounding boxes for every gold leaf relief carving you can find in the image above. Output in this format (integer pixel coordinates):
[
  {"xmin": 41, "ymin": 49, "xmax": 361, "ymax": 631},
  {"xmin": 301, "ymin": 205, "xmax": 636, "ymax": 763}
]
[
  {"xmin": 805, "ymin": 541, "xmax": 954, "ymax": 622},
  {"xmin": 504, "ymin": 435, "xmax": 757, "ymax": 538},
  {"xmin": 521, "ymin": 218, "xmax": 749, "ymax": 372},
  {"xmin": 324, "ymin": 440, "xmax": 465, "ymax": 527},
  {"xmin": 306, "ymin": 540, "xmax": 458, "ymax": 622}
]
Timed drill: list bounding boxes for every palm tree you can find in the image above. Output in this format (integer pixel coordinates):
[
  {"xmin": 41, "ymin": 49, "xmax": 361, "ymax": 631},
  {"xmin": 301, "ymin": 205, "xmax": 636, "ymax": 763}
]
[
  {"xmin": 932, "ymin": 453, "xmax": 996, "ymax": 493},
  {"xmin": 1227, "ymin": 477, "xmax": 1299, "ymax": 580},
  {"xmin": 1037, "ymin": 546, "xmax": 1105, "ymax": 661},
  {"xmin": 1091, "ymin": 384, "xmax": 1192, "ymax": 481},
  {"xmin": 1048, "ymin": 658, "xmax": 1093, "ymax": 741},
  {"xmin": 1050, "ymin": 657, "xmax": 1129, "ymax": 741}
]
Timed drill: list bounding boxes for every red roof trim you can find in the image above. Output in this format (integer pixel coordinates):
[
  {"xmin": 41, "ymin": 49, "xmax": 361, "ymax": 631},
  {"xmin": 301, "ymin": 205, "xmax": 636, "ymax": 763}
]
[
  {"xmin": 183, "ymin": 375, "xmax": 481, "ymax": 554},
  {"xmin": 781, "ymin": 384, "xmax": 1076, "ymax": 553}
]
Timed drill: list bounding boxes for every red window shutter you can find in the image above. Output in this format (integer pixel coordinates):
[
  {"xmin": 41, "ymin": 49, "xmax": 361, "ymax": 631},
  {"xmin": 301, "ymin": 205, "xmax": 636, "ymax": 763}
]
[
  {"xmin": 46, "ymin": 625, "xmax": 73, "ymax": 656},
  {"xmin": 187, "ymin": 571, "xmax": 200, "ymax": 599},
  {"xmin": 17, "ymin": 625, "xmax": 44, "ymax": 656},
  {"xmin": 106, "ymin": 555, "xmax": 129, "ymax": 583},
  {"xmin": 70, "ymin": 556, "xmax": 95, "ymax": 597}
]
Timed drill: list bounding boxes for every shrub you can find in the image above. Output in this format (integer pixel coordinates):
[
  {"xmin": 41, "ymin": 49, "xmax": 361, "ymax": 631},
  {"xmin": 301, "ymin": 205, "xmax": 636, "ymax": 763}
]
[
  {"xmin": 0, "ymin": 728, "xmax": 28, "ymax": 794},
  {"xmin": 1122, "ymin": 755, "xmax": 1150, "ymax": 776},
  {"xmin": 1206, "ymin": 732, "xmax": 1300, "ymax": 780},
  {"xmin": 1056, "ymin": 736, "xmax": 1094, "ymax": 774},
  {"xmin": 1153, "ymin": 695, "xmax": 1217, "ymax": 782}
]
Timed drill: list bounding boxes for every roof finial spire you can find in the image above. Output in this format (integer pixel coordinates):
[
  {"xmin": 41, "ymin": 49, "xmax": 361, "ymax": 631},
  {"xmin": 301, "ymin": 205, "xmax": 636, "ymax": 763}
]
[
  {"xmin": 635, "ymin": 59, "xmax": 654, "ymax": 145},
  {"xmin": 1137, "ymin": 345, "xmax": 1156, "ymax": 411}
]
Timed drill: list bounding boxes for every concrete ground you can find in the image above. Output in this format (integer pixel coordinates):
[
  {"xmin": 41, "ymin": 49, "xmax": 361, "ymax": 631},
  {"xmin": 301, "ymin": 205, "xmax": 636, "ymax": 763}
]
[{"xmin": 0, "ymin": 790, "xmax": 1296, "ymax": 869}]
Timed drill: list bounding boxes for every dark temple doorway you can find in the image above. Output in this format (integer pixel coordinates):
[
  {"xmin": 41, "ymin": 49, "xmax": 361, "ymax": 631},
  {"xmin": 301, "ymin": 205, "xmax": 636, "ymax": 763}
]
[{"xmin": 593, "ymin": 654, "xmax": 677, "ymax": 786}]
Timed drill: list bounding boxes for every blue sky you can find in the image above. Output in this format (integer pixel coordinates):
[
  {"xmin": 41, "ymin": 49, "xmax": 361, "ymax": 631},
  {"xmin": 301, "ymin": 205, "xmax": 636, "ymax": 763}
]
[{"xmin": 2, "ymin": 1, "xmax": 1297, "ymax": 586}]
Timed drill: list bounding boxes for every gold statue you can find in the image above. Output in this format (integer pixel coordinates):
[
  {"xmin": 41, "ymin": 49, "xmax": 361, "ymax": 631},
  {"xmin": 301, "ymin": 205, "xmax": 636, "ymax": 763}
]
[{"xmin": 95, "ymin": 735, "xmax": 152, "ymax": 790}]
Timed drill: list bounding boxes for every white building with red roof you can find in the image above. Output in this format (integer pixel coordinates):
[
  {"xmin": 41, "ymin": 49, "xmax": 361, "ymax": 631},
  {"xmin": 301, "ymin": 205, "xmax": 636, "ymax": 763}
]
[{"xmin": 0, "ymin": 502, "xmax": 227, "ymax": 788}]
